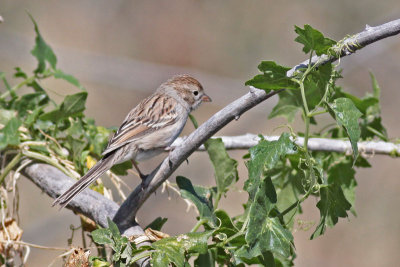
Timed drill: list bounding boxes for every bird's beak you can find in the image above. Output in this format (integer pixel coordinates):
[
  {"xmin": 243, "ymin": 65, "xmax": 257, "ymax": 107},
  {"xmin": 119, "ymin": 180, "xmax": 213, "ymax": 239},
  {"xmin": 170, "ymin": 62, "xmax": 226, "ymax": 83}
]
[{"xmin": 201, "ymin": 94, "xmax": 212, "ymax": 102}]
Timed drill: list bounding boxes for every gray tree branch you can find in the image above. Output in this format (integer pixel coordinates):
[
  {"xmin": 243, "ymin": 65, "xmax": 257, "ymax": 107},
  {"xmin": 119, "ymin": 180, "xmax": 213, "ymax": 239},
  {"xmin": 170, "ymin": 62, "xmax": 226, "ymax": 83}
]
[
  {"xmin": 22, "ymin": 163, "xmax": 150, "ymax": 266},
  {"xmin": 113, "ymin": 19, "xmax": 400, "ymax": 230},
  {"xmin": 287, "ymin": 19, "xmax": 400, "ymax": 77},
  {"xmin": 173, "ymin": 135, "xmax": 400, "ymax": 155}
]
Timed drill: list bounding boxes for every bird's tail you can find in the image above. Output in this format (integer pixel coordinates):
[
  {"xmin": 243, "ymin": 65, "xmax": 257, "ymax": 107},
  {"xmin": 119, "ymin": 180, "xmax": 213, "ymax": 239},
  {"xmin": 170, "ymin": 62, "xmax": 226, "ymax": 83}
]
[{"xmin": 52, "ymin": 156, "xmax": 114, "ymax": 209}]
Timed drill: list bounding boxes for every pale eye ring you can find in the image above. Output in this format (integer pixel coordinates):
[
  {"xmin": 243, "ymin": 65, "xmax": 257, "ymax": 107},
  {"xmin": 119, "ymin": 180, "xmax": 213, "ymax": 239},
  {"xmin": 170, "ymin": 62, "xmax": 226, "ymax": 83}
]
[{"xmin": 193, "ymin": 91, "xmax": 199, "ymax": 96}]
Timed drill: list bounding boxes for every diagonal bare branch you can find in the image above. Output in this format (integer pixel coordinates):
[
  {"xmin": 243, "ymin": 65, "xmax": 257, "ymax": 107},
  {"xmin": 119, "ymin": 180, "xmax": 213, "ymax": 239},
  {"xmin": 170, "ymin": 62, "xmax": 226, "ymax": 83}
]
[{"xmin": 113, "ymin": 19, "xmax": 400, "ymax": 229}]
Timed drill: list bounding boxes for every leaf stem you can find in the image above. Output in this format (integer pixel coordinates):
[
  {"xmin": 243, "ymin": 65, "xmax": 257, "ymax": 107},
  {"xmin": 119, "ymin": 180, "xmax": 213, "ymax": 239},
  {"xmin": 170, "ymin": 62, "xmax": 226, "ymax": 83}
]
[
  {"xmin": 280, "ymin": 188, "xmax": 312, "ymax": 217},
  {"xmin": 220, "ymin": 211, "xmax": 250, "ymax": 246},
  {"xmin": 307, "ymin": 109, "xmax": 327, "ymax": 117},
  {"xmin": 190, "ymin": 219, "xmax": 208, "ymax": 233},
  {"xmin": 299, "ymin": 82, "xmax": 310, "ymax": 116},
  {"xmin": 21, "ymin": 149, "xmax": 75, "ymax": 178},
  {"xmin": 214, "ymin": 192, "xmax": 222, "ymax": 209},
  {"xmin": 129, "ymin": 251, "xmax": 154, "ymax": 265},
  {"xmin": 189, "ymin": 114, "xmax": 199, "ymax": 129},
  {"xmin": 0, "ymin": 152, "xmax": 22, "ymax": 185},
  {"xmin": 303, "ymin": 114, "xmax": 310, "ymax": 155},
  {"xmin": 366, "ymin": 126, "xmax": 388, "ymax": 141},
  {"xmin": 0, "ymin": 76, "xmax": 35, "ymax": 99}
]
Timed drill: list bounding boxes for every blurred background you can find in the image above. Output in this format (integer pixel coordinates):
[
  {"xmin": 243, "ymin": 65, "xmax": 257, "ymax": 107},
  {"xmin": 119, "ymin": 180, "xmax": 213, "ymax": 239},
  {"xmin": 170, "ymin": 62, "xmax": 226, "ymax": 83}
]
[{"xmin": 1, "ymin": 1, "xmax": 400, "ymax": 266}]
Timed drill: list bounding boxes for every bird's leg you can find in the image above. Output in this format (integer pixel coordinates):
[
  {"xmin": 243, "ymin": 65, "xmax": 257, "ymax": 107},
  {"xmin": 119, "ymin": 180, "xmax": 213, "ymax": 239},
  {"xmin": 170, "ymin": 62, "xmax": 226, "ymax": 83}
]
[{"xmin": 131, "ymin": 160, "xmax": 148, "ymax": 180}]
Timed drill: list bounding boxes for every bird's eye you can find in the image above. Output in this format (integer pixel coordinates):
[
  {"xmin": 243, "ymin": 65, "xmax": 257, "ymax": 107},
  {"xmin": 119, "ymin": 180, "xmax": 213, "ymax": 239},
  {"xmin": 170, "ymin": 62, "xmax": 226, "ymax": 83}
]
[{"xmin": 193, "ymin": 91, "xmax": 199, "ymax": 96}]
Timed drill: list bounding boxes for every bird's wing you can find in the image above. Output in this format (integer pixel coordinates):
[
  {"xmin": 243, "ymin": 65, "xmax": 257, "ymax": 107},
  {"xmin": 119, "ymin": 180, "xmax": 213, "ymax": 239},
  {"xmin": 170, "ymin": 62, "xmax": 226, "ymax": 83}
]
[{"xmin": 102, "ymin": 93, "xmax": 179, "ymax": 155}]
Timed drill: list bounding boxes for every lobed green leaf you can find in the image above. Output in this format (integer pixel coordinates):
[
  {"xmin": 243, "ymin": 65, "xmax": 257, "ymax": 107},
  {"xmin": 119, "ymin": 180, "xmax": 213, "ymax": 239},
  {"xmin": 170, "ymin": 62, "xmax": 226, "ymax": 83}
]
[
  {"xmin": 53, "ymin": 69, "xmax": 86, "ymax": 91},
  {"xmin": 152, "ymin": 231, "xmax": 213, "ymax": 266},
  {"xmin": 204, "ymin": 138, "xmax": 238, "ymax": 196},
  {"xmin": 176, "ymin": 176, "xmax": 216, "ymax": 225},
  {"xmin": 294, "ymin": 25, "xmax": 336, "ymax": 56},
  {"xmin": 245, "ymin": 133, "xmax": 296, "ymax": 199},
  {"xmin": 28, "ymin": 13, "xmax": 57, "ymax": 74},
  {"xmin": 311, "ymin": 184, "xmax": 351, "ymax": 239},
  {"xmin": 0, "ymin": 117, "xmax": 22, "ymax": 149},
  {"xmin": 245, "ymin": 61, "xmax": 298, "ymax": 91},
  {"xmin": 40, "ymin": 92, "xmax": 88, "ymax": 122}
]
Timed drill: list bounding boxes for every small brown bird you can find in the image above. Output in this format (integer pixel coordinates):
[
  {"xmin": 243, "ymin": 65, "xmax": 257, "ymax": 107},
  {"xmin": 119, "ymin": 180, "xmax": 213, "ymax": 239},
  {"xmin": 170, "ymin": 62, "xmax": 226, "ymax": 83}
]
[{"xmin": 53, "ymin": 74, "xmax": 211, "ymax": 209}]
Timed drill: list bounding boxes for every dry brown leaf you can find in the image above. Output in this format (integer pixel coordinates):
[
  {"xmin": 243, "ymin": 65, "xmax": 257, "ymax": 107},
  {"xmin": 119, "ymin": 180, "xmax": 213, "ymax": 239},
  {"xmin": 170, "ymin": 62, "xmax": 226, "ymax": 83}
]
[
  {"xmin": 0, "ymin": 218, "xmax": 23, "ymax": 257},
  {"xmin": 78, "ymin": 214, "xmax": 97, "ymax": 232},
  {"xmin": 64, "ymin": 247, "xmax": 90, "ymax": 267}
]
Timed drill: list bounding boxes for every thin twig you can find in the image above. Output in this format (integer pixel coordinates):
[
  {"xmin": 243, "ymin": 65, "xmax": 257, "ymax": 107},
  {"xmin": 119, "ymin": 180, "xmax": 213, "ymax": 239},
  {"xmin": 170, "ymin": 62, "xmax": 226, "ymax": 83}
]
[{"xmin": 0, "ymin": 240, "xmax": 68, "ymax": 251}]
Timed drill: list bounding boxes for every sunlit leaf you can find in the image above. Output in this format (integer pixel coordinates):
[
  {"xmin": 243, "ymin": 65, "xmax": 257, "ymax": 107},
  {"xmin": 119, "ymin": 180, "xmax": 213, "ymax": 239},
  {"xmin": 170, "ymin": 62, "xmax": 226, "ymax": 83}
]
[
  {"xmin": 205, "ymin": 138, "xmax": 238, "ymax": 195},
  {"xmin": 28, "ymin": 13, "xmax": 57, "ymax": 73},
  {"xmin": 245, "ymin": 61, "xmax": 298, "ymax": 91},
  {"xmin": 53, "ymin": 69, "xmax": 86, "ymax": 91},
  {"xmin": 328, "ymin": 98, "xmax": 362, "ymax": 161},
  {"xmin": 176, "ymin": 176, "xmax": 216, "ymax": 225},
  {"xmin": 294, "ymin": 25, "xmax": 336, "ymax": 56},
  {"xmin": 311, "ymin": 184, "xmax": 351, "ymax": 239}
]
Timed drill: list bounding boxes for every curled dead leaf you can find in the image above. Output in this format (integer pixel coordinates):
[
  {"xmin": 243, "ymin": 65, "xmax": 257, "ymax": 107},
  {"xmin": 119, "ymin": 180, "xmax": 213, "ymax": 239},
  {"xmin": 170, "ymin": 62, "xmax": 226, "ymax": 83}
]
[
  {"xmin": 0, "ymin": 218, "xmax": 23, "ymax": 257},
  {"xmin": 64, "ymin": 247, "xmax": 90, "ymax": 267}
]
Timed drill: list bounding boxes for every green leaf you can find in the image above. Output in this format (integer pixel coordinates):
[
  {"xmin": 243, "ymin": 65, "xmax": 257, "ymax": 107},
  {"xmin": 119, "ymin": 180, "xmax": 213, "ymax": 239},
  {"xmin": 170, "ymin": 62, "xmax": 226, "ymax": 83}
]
[
  {"xmin": 245, "ymin": 177, "xmax": 293, "ymax": 258},
  {"xmin": 214, "ymin": 209, "xmax": 237, "ymax": 231},
  {"xmin": 90, "ymin": 257, "xmax": 111, "ymax": 267},
  {"xmin": 176, "ymin": 176, "xmax": 216, "ymax": 224},
  {"xmin": 40, "ymin": 92, "xmax": 88, "ymax": 122},
  {"xmin": 234, "ymin": 245, "xmax": 264, "ymax": 264},
  {"xmin": 88, "ymin": 125, "xmax": 111, "ymax": 156},
  {"xmin": 65, "ymin": 136, "xmax": 86, "ymax": 163},
  {"xmin": 12, "ymin": 92, "xmax": 48, "ymax": 117},
  {"xmin": 269, "ymin": 99, "xmax": 300, "ymax": 122},
  {"xmin": 0, "ymin": 110, "xmax": 16, "ymax": 125},
  {"xmin": 331, "ymin": 79, "xmax": 387, "ymax": 141},
  {"xmin": 25, "ymin": 106, "xmax": 44, "ymax": 127},
  {"xmin": 145, "ymin": 217, "xmax": 168, "ymax": 231},
  {"xmin": 194, "ymin": 250, "xmax": 215, "ymax": 267},
  {"xmin": 328, "ymin": 98, "xmax": 362, "ymax": 161},
  {"xmin": 269, "ymin": 64, "xmax": 333, "ymax": 122},
  {"xmin": 53, "ymin": 69, "xmax": 86, "ymax": 91},
  {"xmin": 311, "ymin": 184, "xmax": 351, "ymax": 239},
  {"xmin": 152, "ymin": 231, "xmax": 213, "ymax": 267},
  {"xmin": 151, "ymin": 251, "xmax": 171, "ymax": 267},
  {"xmin": 294, "ymin": 25, "xmax": 336, "ymax": 56},
  {"xmin": 110, "ymin": 160, "xmax": 133, "ymax": 176},
  {"xmin": 327, "ymin": 160, "xmax": 357, "ymax": 214},
  {"xmin": 245, "ymin": 133, "xmax": 296, "ymax": 199},
  {"xmin": 0, "ymin": 73, "xmax": 16, "ymax": 100},
  {"xmin": 304, "ymin": 64, "xmax": 332, "ymax": 111},
  {"xmin": 120, "ymin": 242, "xmax": 134, "ymax": 263},
  {"xmin": 14, "ymin": 67, "xmax": 28, "ymax": 79},
  {"xmin": 370, "ymin": 72, "xmax": 380, "ymax": 99},
  {"xmin": 204, "ymin": 138, "xmax": 238, "ymax": 195},
  {"xmin": 107, "ymin": 218, "xmax": 121, "ymax": 239},
  {"xmin": 245, "ymin": 61, "xmax": 298, "ymax": 90},
  {"xmin": 28, "ymin": 13, "xmax": 57, "ymax": 73},
  {"xmin": 276, "ymin": 176, "xmax": 302, "ymax": 226},
  {"xmin": 91, "ymin": 228, "xmax": 113, "ymax": 245},
  {"xmin": 60, "ymin": 92, "xmax": 88, "ymax": 117},
  {"xmin": 0, "ymin": 117, "xmax": 22, "ymax": 149}
]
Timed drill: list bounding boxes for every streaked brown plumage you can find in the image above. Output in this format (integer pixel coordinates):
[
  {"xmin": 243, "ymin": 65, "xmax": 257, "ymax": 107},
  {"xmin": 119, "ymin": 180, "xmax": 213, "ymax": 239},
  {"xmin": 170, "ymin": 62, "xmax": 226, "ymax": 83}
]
[{"xmin": 53, "ymin": 74, "xmax": 211, "ymax": 209}]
